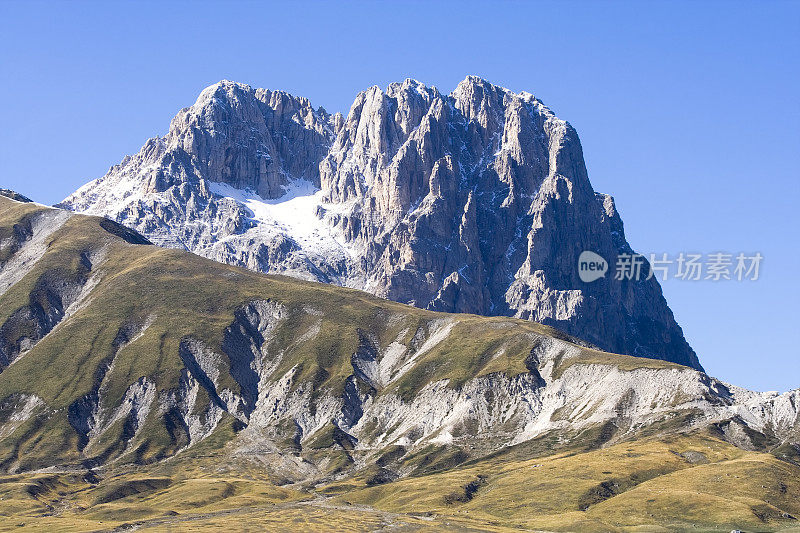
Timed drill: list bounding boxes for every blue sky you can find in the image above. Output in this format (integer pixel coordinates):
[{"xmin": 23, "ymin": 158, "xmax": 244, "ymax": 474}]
[{"xmin": 1, "ymin": 1, "xmax": 798, "ymax": 391}]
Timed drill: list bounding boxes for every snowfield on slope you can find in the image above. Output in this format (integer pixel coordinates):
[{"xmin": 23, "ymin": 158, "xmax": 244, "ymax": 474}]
[{"xmin": 208, "ymin": 180, "xmax": 359, "ymax": 262}]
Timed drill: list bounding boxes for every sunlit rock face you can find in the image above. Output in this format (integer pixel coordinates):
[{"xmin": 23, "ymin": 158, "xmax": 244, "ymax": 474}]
[{"xmin": 60, "ymin": 77, "xmax": 701, "ymax": 370}]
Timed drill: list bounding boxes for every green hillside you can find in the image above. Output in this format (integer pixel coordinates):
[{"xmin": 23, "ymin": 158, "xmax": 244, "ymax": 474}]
[{"xmin": 1, "ymin": 196, "xmax": 798, "ymax": 532}]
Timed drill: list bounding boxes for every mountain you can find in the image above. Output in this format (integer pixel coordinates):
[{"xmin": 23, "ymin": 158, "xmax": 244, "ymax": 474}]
[
  {"xmin": 59, "ymin": 77, "xmax": 701, "ymax": 370},
  {"xmin": 0, "ymin": 196, "xmax": 798, "ymax": 531}
]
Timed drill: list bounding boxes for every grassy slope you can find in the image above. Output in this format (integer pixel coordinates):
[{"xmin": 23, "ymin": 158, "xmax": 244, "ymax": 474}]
[
  {"xmin": 329, "ymin": 431, "xmax": 800, "ymax": 532},
  {"xmin": 3, "ymin": 198, "xmax": 798, "ymax": 531},
  {"xmin": 0, "ymin": 197, "xmax": 681, "ymax": 470},
  {"xmin": 0, "ymin": 432, "xmax": 798, "ymax": 532}
]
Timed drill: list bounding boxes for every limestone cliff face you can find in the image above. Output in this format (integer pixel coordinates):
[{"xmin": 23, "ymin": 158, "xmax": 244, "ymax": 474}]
[
  {"xmin": 60, "ymin": 77, "xmax": 701, "ymax": 370},
  {"xmin": 163, "ymin": 81, "xmax": 337, "ymax": 198}
]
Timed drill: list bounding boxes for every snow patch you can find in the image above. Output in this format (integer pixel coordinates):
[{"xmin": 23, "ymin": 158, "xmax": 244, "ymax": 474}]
[{"xmin": 209, "ymin": 180, "xmax": 358, "ymax": 261}]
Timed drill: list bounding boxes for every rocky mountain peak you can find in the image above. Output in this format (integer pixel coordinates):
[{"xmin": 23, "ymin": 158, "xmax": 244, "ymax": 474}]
[
  {"xmin": 451, "ymin": 74, "xmax": 506, "ymax": 120},
  {"xmin": 161, "ymin": 79, "xmax": 336, "ymax": 198},
  {"xmin": 60, "ymin": 77, "xmax": 702, "ymax": 370}
]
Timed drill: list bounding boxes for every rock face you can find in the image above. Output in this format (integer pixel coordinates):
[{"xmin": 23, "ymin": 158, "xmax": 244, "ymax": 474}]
[{"xmin": 60, "ymin": 77, "xmax": 701, "ymax": 370}]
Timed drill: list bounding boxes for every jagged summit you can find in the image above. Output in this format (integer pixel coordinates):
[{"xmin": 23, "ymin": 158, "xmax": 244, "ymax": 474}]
[{"xmin": 60, "ymin": 77, "xmax": 701, "ymax": 370}]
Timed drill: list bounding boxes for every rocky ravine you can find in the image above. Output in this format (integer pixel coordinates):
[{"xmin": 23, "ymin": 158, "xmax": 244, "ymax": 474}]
[
  {"xmin": 0, "ymin": 197, "xmax": 797, "ymax": 479},
  {"xmin": 60, "ymin": 76, "xmax": 700, "ymax": 369}
]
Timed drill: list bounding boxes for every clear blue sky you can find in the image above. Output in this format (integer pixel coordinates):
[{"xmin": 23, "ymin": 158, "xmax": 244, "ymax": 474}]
[{"xmin": 1, "ymin": 1, "xmax": 798, "ymax": 391}]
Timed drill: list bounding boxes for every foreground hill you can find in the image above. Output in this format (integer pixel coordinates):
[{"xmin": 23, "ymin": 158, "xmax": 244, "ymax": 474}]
[
  {"xmin": 60, "ymin": 77, "xmax": 701, "ymax": 369},
  {"xmin": 0, "ymin": 196, "xmax": 798, "ymax": 531}
]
